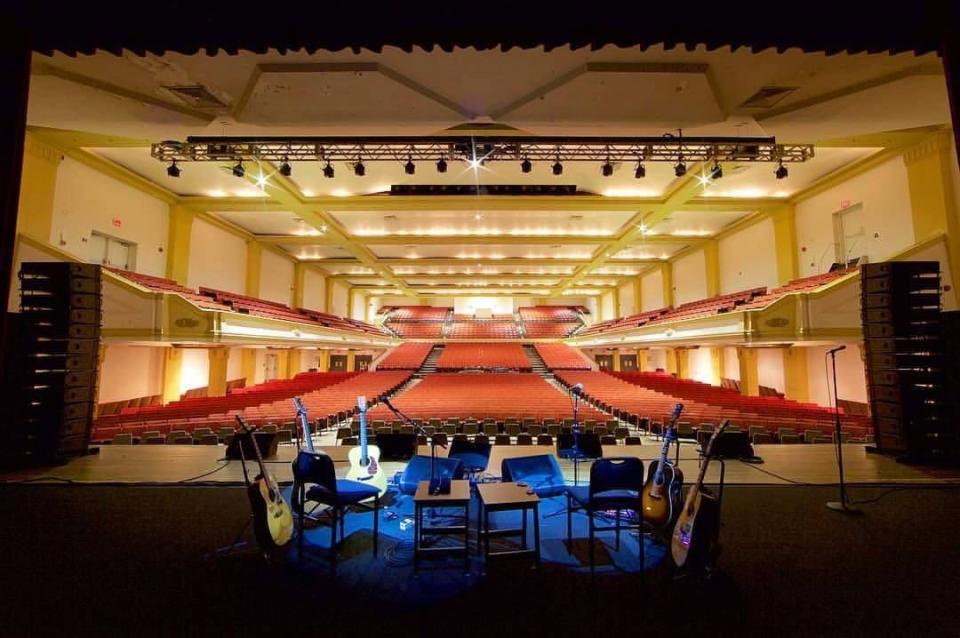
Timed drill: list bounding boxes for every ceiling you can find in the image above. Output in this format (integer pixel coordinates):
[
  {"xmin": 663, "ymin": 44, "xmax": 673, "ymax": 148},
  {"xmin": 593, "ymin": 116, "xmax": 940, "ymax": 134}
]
[{"xmin": 24, "ymin": 43, "xmax": 953, "ymax": 299}]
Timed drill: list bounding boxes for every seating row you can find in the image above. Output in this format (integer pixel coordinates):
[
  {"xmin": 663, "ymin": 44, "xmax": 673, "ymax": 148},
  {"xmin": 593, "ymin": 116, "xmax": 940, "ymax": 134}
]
[
  {"xmin": 377, "ymin": 343, "xmax": 434, "ymax": 370},
  {"xmin": 534, "ymin": 343, "xmax": 593, "ymax": 370},
  {"xmin": 436, "ymin": 343, "xmax": 530, "ymax": 370}
]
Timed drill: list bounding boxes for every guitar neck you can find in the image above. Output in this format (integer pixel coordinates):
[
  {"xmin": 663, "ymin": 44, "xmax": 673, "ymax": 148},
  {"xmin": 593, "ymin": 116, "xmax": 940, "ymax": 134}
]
[
  {"xmin": 358, "ymin": 405, "xmax": 368, "ymax": 463},
  {"xmin": 294, "ymin": 399, "xmax": 314, "ymax": 453}
]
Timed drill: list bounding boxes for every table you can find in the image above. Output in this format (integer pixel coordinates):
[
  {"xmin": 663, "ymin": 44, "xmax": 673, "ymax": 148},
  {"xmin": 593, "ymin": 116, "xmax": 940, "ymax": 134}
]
[
  {"xmin": 413, "ymin": 480, "xmax": 471, "ymax": 573},
  {"xmin": 476, "ymin": 482, "xmax": 541, "ymax": 570}
]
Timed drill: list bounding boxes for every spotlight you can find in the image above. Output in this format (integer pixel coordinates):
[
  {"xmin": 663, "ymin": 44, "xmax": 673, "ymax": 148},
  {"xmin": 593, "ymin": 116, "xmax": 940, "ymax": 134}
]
[
  {"xmin": 775, "ymin": 161, "xmax": 788, "ymax": 180},
  {"xmin": 404, "ymin": 159, "xmax": 416, "ymax": 175},
  {"xmin": 710, "ymin": 161, "xmax": 722, "ymax": 179},
  {"xmin": 166, "ymin": 160, "xmax": 181, "ymax": 178},
  {"xmin": 552, "ymin": 160, "xmax": 563, "ymax": 176},
  {"xmin": 521, "ymin": 158, "xmax": 532, "ymax": 174},
  {"xmin": 436, "ymin": 158, "xmax": 448, "ymax": 173},
  {"xmin": 354, "ymin": 160, "xmax": 365, "ymax": 177},
  {"xmin": 232, "ymin": 160, "xmax": 245, "ymax": 178},
  {"xmin": 634, "ymin": 162, "xmax": 646, "ymax": 179},
  {"xmin": 323, "ymin": 161, "xmax": 335, "ymax": 179},
  {"xmin": 601, "ymin": 160, "xmax": 614, "ymax": 177},
  {"xmin": 279, "ymin": 158, "xmax": 292, "ymax": 177},
  {"xmin": 674, "ymin": 159, "xmax": 687, "ymax": 177}
]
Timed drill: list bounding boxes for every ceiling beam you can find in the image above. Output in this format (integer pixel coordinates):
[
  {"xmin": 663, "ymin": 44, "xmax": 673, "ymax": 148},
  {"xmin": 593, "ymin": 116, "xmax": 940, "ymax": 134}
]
[{"xmin": 253, "ymin": 233, "xmax": 703, "ymax": 246}]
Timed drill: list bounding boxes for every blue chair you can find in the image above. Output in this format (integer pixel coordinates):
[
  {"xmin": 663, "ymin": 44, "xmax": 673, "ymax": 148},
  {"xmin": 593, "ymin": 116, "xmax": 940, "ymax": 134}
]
[
  {"xmin": 501, "ymin": 454, "xmax": 567, "ymax": 498},
  {"xmin": 396, "ymin": 455, "xmax": 464, "ymax": 495},
  {"xmin": 566, "ymin": 457, "xmax": 645, "ymax": 574},
  {"xmin": 449, "ymin": 439, "xmax": 492, "ymax": 478},
  {"xmin": 291, "ymin": 451, "xmax": 380, "ymax": 569}
]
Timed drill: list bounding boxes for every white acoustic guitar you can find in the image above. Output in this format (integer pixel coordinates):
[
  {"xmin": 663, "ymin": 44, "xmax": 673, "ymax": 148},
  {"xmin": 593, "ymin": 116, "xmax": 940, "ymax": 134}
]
[{"xmin": 345, "ymin": 395, "xmax": 387, "ymax": 497}]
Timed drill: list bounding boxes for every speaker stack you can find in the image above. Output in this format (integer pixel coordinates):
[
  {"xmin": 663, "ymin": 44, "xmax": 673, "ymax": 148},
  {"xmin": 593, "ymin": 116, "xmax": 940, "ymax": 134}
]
[
  {"xmin": 861, "ymin": 261, "xmax": 955, "ymax": 461},
  {"xmin": 4, "ymin": 262, "xmax": 102, "ymax": 465}
]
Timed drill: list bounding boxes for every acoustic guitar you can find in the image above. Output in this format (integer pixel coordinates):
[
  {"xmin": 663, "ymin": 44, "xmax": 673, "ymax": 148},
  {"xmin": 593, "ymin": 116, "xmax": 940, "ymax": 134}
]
[
  {"xmin": 345, "ymin": 395, "xmax": 387, "ymax": 497},
  {"xmin": 641, "ymin": 403, "xmax": 684, "ymax": 530},
  {"xmin": 671, "ymin": 420, "xmax": 730, "ymax": 569},
  {"xmin": 236, "ymin": 416, "xmax": 294, "ymax": 550}
]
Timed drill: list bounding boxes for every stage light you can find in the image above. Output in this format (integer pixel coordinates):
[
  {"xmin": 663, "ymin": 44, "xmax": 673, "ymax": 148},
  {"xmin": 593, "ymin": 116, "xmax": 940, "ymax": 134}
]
[
  {"xmin": 674, "ymin": 159, "xmax": 687, "ymax": 177},
  {"xmin": 323, "ymin": 161, "xmax": 335, "ymax": 179},
  {"xmin": 552, "ymin": 160, "xmax": 563, "ymax": 176},
  {"xmin": 775, "ymin": 161, "xmax": 788, "ymax": 179},
  {"xmin": 634, "ymin": 162, "xmax": 645, "ymax": 179},
  {"xmin": 521, "ymin": 158, "xmax": 532, "ymax": 173},
  {"xmin": 405, "ymin": 159, "xmax": 416, "ymax": 175},
  {"xmin": 601, "ymin": 160, "xmax": 614, "ymax": 177},
  {"xmin": 710, "ymin": 161, "xmax": 722, "ymax": 179},
  {"xmin": 232, "ymin": 160, "xmax": 245, "ymax": 178},
  {"xmin": 436, "ymin": 158, "xmax": 448, "ymax": 173},
  {"xmin": 354, "ymin": 160, "xmax": 365, "ymax": 177},
  {"xmin": 166, "ymin": 160, "xmax": 180, "ymax": 178},
  {"xmin": 279, "ymin": 158, "xmax": 292, "ymax": 177}
]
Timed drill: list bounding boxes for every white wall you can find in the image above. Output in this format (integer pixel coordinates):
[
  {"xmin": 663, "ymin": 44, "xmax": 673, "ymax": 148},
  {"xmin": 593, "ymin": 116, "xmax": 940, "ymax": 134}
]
[
  {"xmin": 723, "ymin": 347, "xmax": 740, "ymax": 382},
  {"xmin": 599, "ymin": 291, "xmax": 615, "ymax": 320},
  {"xmin": 99, "ymin": 345, "xmax": 165, "ymax": 403},
  {"xmin": 49, "ymin": 157, "xmax": 169, "ymax": 277},
  {"xmin": 301, "ymin": 267, "xmax": 327, "ymax": 311},
  {"xmin": 757, "ymin": 348, "xmax": 785, "ymax": 394},
  {"xmin": 641, "ymin": 268, "xmax": 664, "ymax": 311},
  {"xmin": 719, "ymin": 218, "xmax": 779, "ymax": 293},
  {"xmin": 180, "ymin": 348, "xmax": 209, "ymax": 395},
  {"xmin": 227, "ymin": 347, "xmax": 243, "ymax": 381},
  {"xmin": 618, "ymin": 281, "xmax": 636, "ymax": 316},
  {"xmin": 648, "ymin": 348, "xmax": 667, "ymax": 371},
  {"xmin": 687, "ymin": 347, "xmax": 714, "ymax": 385},
  {"xmin": 187, "ymin": 218, "xmax": 247, "ymax": 293},
  {"xmin": 330, "ymin": 280, "xmax": 349, "ymax": 316},
  {"xmin": 454, "ymin": 297, "xmax": 514, "ymax": 315},
  {"xmin": 795, "ymin": 157, "xmax": 914, "ymax": 277},
  {"xmin": 259, "ymin": 249, "xmax": 294, "ymax": 305},
  {"xmin": 806, "ymin": 344, "xmax": 868, "ymax": 407},
  {"xmin": 351, "ymin": 290, "xmax": 366, "ymax": 320},
  {"xmin": 672, "ymin": 250, "xmax": 707, "ymax": 305}
]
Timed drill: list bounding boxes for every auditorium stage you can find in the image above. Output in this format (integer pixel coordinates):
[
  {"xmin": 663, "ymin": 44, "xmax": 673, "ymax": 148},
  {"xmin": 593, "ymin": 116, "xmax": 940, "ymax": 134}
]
[{"xmin": 3, "ymin": 438, "xmax": 957, "ymax": 486}]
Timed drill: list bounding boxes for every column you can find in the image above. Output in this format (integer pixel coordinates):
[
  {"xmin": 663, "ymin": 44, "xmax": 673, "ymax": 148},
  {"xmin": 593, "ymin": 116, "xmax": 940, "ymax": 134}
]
[
  {"xmin": 245, "ymin": 239, "xmax": 262, "ymax": 297},
  {"xmin": 703, "ymin": 239, "xmax": 720, "ymax": 298},
  {"xmin": 240, "ymin": 348, "xmax": 257, "ymax": 386},
  {"xmin": 612, "ymin": 349, "xmax": 622, "ymax": 372},
  {"xmin": 904, "ymin": 131, "xmax": 960, "ymax": 305},
  {"xmin": 709, "ymin": 347, "xmax": 725, "ymax": 386},
  {"xmin": 612, "ymin": 286, "xmax": 621, "ymax": 318},
  {"xmin": 675, "ymin": 348, "xmax": 690, "ymax": 379},
  {"xmin": 346, "ymin": 350, "xmax": 357, "ymax": 372},
  {"xmin": 771, "ymin": 205, "xmax": 799, "ymax": 286},
  {"xmin": 637, "ymin": 349, "xmax": 650, "ymax": 372},
  {"xmin": 660, "ymin": 262, "xmax": 674, "ymax": 307},
  {"xmin": 736, "ymin": 347, "xmax": 759, "ymax": 396},
  {"xmin": 292, "ymin": 262, "xmax": 306, "ymax": 309},
  {"xmin": 16, "ymin": 133, "xmax": 62, "ymax": 241},
  {"xmin": 165, "ymin": 205, "xmax": 193, "ymax": 286},
  {"xmin": 634, "ymin": 277, "xmax": 642, "ymax": 314},
  {"xmin": 275, "ymin": 349, "xmax": 291, "ymax": 380},
  {"xmin": 287, "ymin": 349, "xmax": 302, "ymax": 378},
  {"xmin": 665, "ymin": 348, "xmax": 678, "ymax": 376},
  {"xmin": 782, "ymin": 345, "xmax": 809, "ymax": 402},
  {"xmin": 161, "ymin": 348, "xmax": 183, "ymax": 404},
  {"xmin": 325, "ymin": 279, "xmax": 335, "ymax": 314},
  {"xmin": 317, "ymin": 349, "xmax": 330, "ymax": 372},
  {"xmin": 207, "ymin": 347, "xmax": 229, "ymax": 398},
  {"xmin": 346, "ymin": 287, "xmax": 354, "ymax": 319}
]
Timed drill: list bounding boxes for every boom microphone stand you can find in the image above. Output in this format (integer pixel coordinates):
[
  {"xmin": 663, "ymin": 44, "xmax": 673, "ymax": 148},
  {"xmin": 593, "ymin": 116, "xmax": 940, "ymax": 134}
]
[
  {"xmin": 561, "ymin": 383, "xmax": 586, "ymax": 485},
  {"xmin": 825, "ymin": 346, "xmax": 859, "ymax": 514},
  {"xmin": 382, "ymin": 397, "xmax": 449, "ymax": 494}
]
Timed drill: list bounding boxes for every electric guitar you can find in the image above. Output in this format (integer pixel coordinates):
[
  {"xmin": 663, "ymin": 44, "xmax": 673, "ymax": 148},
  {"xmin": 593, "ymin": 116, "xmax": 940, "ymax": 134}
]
[
  {"xmin": 236, "ymin": 416, "xmax": 294, "ymax": 550},
  {"xmin": 641, "ymin": 403, "xmax": 684, "ymax": 530},
  {"xmin": 671, "ymin": 419, "xmax": 730, "ymax": 569},
  {"xmin": 345, "ymin": 395, "xmax": 387, "ymax": 497}
]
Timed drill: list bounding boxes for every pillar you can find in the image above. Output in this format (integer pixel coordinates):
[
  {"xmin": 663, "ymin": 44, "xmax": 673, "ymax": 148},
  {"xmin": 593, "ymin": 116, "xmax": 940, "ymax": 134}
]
[
  {"xmin": 634, "ymin": 277, "xmax": 642, "ymax": 314},
  {"xmin": 16, "ymin": 133, "xmax": 62, "ymax": 241},
  {"xmin": 346, "ymin": 287, "xmax": 354, "ymax": 319},
  {"xmin": 240, "ymin": 348, "xmax": 257, "ymax": 386},
  {"xmin": 771, "ymin": 204, "xmax": 799, "ymax": 286},
  {"xmin": 207, "ymin": 347, "xmax": 229, "ymax": 397},
  {"xmin": 904, "ymin": 131, "xmax": 960, "ymax": 305},
  {"xmin": 245, "ymin": 239, "xmax": 262, "ymax": 297},
  {"xmin": 292, "ymin": 262, "xmax": 306, "ymax": 309},
  {"xmin": 165, "ymin": 204, "xmax": 193, "ymax": 285},
  {"xmin": 660, "ymin": 262, "xmax": 674, "ymax": 307},
  {"xmin": 675, "ymin": 348, "xmax": 690, "ymax": 379},
  {"xmin": 161, "ymin": 348, "xmax": 184, "ymax": 404},
  {"xmin": 665, "ymin": 348, "xmax": 679, "ymax": 376},
  {"xmin": 637, "ymin": 349, "xmax": 650, "ymax": 372},
  {"xmin": 704, "ymin": 239, "xmax": 720, "ymax": 298},
  {"xmin": 612, "ymin": 286, "xmax": 621, "ymax": 318},
  {"xmin": 612, "ymin": 349, "xmax": 622, "ymax": 372},
  {"xmin": 325, "ymin": 279, "xmax": 335, "ymax": 314},
  {"xmin": 274, "ymin": 349, "xmax": 290, "ymax": 380},
  {"xmin": 782, "ymin": 345, "xmax": 809, "ymax": 402},
  {"xmin": 346, "ymin": 350, "xmax": 357, "ymax": 372},
  {"xmin": 710, "ymin": 347, "xmax": 725, "ymax": 386},
  {"xmin": 317, "ymin": 349, "xmax": 330, "ymax": 372},
  {"xmin": 287, "ymin": 349, "xmax": 302, "ymax": 378},
  {"xmin": 736, "ymin": 347, "xmax": 759, "ymax": 396}
]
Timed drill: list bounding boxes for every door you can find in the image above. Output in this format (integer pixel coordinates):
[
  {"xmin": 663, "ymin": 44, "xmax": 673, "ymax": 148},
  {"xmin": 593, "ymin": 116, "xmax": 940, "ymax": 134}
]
[
  {"xmin": 264, "ymin": 353, "xmax": 278, "ymax": 381},
  {"xmin": 355, "ymin": 355, "xmax": 373, "ymax": 371},
  {"xmin": 329, "ymin": 355, "xmax": 348, "ymax": 371},
  {"xmin": 620, "ymin": 354, "xmax": 638, "ymax": 371},
  {"xmin": 595, "ymin": 354, "xmax": 613, "ymax": 371}
]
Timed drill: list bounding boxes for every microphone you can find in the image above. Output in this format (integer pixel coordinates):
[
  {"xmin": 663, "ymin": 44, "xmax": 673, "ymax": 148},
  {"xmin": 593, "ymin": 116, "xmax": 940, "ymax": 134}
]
[
  {"xmin": 827, "ymin": 345, "xmax": 847, "ymax": 355},
  {"xmin": 571, "ymin": 383, "xmax": 584, "ymax": 396},
  {"xmin": 357, "ymin": 395, "xmax": 367, "ymax": 411}
]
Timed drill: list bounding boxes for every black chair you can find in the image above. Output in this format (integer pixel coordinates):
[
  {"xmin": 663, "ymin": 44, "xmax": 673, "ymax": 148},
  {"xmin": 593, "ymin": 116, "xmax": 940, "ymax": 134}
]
[
  {"xmin": 566, "ymin": 457, "xmax": 645, "ymax": 575},
  {"xmin": 291, "ymin": 452, "xmax": 380, "ymax": 570},
  {"xmin": 516, "ymin": 434, "xmax": 533, "ymax": 446},
  {"xmin": 449, "ymin": 439, "xmax": 492, "ymax": 476},
  {"xmin": 502, "ymin": 454, "xmax": 566, "ymax": 498},
  {"xmin": 396, "ymin": 455, "xmax": 465, "ymax": 495}
]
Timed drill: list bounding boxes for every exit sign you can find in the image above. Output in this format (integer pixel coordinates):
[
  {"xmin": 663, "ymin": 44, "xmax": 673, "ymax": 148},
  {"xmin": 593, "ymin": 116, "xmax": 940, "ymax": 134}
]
[
  {"xmin": 839, "ymin": 200, "xmax": 851, "ymax": 209},
  {"xmin": 112, "ymin": 217, "xmax": 122, "ymax": 227}
]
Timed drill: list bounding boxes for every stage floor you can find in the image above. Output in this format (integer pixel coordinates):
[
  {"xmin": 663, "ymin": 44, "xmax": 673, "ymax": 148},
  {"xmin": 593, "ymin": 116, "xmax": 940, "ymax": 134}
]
[{"xmin": 3, "ymin": 437, "xmax": 956, "ymax": 486}]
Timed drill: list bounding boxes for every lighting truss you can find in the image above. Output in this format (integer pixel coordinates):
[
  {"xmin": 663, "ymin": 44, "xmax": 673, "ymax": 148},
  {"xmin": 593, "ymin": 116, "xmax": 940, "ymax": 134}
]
[{"xmin": 151, "ymin": 135, "xmax": 814, "ymax": 165}]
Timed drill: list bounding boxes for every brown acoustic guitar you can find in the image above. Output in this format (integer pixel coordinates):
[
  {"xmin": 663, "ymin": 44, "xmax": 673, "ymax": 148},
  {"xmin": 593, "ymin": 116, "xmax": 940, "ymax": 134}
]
[
  {"xmin": 671, "ymin": 420, "xmax": 729, "ymax": 569},
  {"xmin": 236, "ymin": 417, "xmax": 294, "ymax": 550},
  {"xmin": 641, "ymin": 403, "xmax": 684, "ymax": 530}
]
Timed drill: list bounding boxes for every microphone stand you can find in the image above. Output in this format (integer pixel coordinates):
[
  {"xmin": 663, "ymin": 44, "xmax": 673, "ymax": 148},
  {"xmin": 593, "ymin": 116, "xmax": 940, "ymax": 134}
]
[
  {"xmin": 826, "ymin": 348, "xmax": 859, "ymax": 514},
  {"xmin": 382, "ymin": 398, "xmax": 448, "ymax": 495},
  {"xmin": 565, "ymin": 385, "xmax": 585, "ymax": 485}
]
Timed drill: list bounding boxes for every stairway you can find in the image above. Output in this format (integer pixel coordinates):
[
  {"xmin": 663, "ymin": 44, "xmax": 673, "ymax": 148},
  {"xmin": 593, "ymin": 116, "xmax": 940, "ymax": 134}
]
[
  {"xmin": 416, "ymin": 343, "xmax": 444, "ymax": 377},
  {"xmin": 523, "ymin": 344, "xmax": 551, "ymax": 378}
]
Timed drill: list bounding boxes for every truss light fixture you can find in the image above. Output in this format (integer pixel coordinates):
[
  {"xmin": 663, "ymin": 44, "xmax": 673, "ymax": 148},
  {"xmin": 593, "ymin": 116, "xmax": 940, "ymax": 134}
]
[
  {"xmin": 521, "ymin": 158, "xmax": 532, "ymax": 173},
  {"xmin": 710, "ymin": 161, "xmax": 723, "ymax": 179},
  {"xmin": 601, "ymin": 159, "xmax": 614, "ymax": 177},
  {"xmin": 634, "ymin": 161, "xmax": 645, "ymax": 179},
  {"xmin": 775, "ymin": 160, "xmax": 788, "ymax": 179},
  {"xmin": 323, "ymin": 161, "xmax": 335, "ymax": 179},
  {"xmin": 232, "ymin": 159, "xmax": 245, "ymax": 178},
  {"xmin": 279, "ymin": 157, "xmax": 292, "ymax": 177},
  {"xmin": 552, "ymin": 159, "xmax": 563, "ymax": 176},
  {"xmin": 436, "ymin": 157, "xmax": 448, "ymax": 173},
  {"xmin": 354, "ymin": 160, "xmax": 366, "ymax": 177},
  {"xmin": 404, "ymin": 158, "xmax": 416, "ymax": 175},
  {"xmin": 674, "ymin": 157, "xmax": 687, "ymax": 177},
  {"xmin": 166, "ymin": 160, "xmax": 180, "ymax": 178}
]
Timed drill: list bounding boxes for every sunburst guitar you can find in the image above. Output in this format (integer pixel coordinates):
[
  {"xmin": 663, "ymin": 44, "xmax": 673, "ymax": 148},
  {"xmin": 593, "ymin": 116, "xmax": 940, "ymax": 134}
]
[
  {"xmin": 345, "ymin": 395, "xmax": 387, "ymax": 498},
  {"xmin": 641, "ymin": 403, "xmax": 684, "ymax": 530}
]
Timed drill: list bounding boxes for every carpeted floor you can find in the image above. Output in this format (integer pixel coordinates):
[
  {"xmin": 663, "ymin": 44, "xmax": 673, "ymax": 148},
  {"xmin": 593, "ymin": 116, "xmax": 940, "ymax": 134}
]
[{"xmin": 1, "ymin": 482, "xmax": 958, "ymax": 637}]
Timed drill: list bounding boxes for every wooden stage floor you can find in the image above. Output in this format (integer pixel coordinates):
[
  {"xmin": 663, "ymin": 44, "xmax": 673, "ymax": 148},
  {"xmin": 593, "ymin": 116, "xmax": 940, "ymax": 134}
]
[{"xmin": 2, "ymin": 438, "xmax": 956, "ymax": 486}]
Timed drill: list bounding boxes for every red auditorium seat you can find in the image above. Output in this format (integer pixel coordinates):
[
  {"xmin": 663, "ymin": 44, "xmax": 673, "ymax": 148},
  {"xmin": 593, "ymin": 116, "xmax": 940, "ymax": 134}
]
[
  {"xmin": 377, "ymin": 343, "xmax": 434, "ymax": 369},
  {"xmin": 534, "ymin": 343, "xmax": 592, "ymax": 370},
  {"xmin": 446, "ymin": 320, "xmax": 520, "ymax": 339},
  {"xmin": 436, "ymin": 343, "xmax": 530, "ymax": 370}
]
